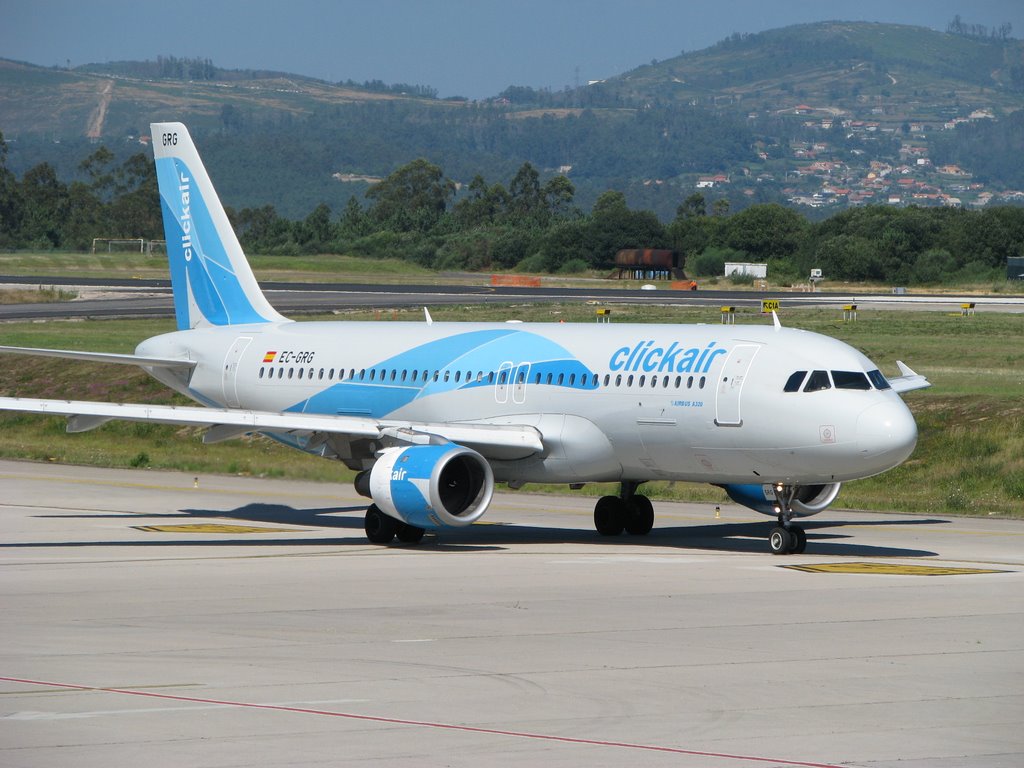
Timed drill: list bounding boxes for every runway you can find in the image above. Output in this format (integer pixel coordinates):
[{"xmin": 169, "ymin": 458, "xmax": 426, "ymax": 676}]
[
  {"xmin": 1, "ymin": 460, "xmax": 1022, "ymax": 767},
  {"xmin": 2, "ymin": 275, "xmax": 1023, "ymax": 320}
]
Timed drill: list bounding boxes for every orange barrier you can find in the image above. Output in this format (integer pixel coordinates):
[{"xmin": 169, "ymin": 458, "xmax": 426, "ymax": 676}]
[
  {"xmin": 490, "ymin": 275, "xmax": 541, "ymax": 287},
  {"xmin": 670, "ymin": 280, "xmax": 698, "ymax": 291}
]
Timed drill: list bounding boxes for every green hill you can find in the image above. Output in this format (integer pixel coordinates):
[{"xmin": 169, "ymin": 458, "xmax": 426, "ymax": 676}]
[
  {"xmin": 2, "ymin": 22, "xmax": 1024, "ymax": 220},
  {"xmin": 596, "ymin": 22, "xmax": 1024, "ymax": 121}
]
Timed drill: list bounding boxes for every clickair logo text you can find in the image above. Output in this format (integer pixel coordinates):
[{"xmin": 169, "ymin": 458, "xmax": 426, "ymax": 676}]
[
  {"xmin": 608, "ymin": 341, "xmax": 727, "ymax": 374},
  {"xmin": 178, "ymin": 171, "xmax": 193, "ymax": 262}
]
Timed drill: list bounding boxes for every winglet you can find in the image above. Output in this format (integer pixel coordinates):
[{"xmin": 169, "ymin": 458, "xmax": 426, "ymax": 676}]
[
  {"xmin": 896, "ymin": 360, "xmax": 917, "ymax": 377},
  {"xmin": 772, "ymin": 310, "xmax": 782, "ymax": 330},
  {"xmin": 424, "ymin": 307, "xmax": 433, "ymax": 326},
  {"xmin": 890, "ymin": 360, "xmax": 930, "ymax": 393}
]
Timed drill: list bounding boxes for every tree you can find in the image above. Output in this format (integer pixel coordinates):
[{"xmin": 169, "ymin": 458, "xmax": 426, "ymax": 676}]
[
  {"xmin": 723, "ymin": 204, "xmax": 808, "ymax": 262},
  {"xmin": 677, "ymin": 192, "xmax": 706, "ymax": 219},
  {"xmin": 508, "ymin": 162, "xmax": 543, "ymax": 223},
  {"xmin": 584, "ymin": 190, "xmax": 667, "ymax": 268},
  {"xmin": 0, "ymin": 131, "xmax": 23, "ymax": 247},
  {"xmin": 365, "ymin": 158, "xmax": 455, "ymax": 232},
  {"xmin": 18, "ymin": 163, "xmax": 68, "ymax": 247},
  {"xmin": 542, "ymin": 175, "xmax": 576, "ymax": 220}
]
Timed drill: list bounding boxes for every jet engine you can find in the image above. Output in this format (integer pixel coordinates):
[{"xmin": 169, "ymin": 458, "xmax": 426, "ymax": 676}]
[
  {"xmin": 720, "ymin": 482, "xmax": 842, "ymax": 517},
  {"xmin": 361, "ymin": 444, "xmax": 494, "ymax": 530}
]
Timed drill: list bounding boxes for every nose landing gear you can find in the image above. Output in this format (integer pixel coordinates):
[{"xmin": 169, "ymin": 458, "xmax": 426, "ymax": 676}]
[{"xmin": 768, "ymin": 484, "xmax": 807, "ymax": 555}]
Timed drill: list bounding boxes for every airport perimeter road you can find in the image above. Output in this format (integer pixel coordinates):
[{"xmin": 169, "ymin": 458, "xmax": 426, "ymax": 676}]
[{"xmin": 1, "ymin": 460, "xmax": 1021, "ymax": 768}]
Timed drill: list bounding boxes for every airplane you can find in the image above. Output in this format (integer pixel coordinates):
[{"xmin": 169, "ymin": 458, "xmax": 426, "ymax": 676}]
[{"xmin": 0, "ymin": 122, "xmax": 930, "ymax": 554}]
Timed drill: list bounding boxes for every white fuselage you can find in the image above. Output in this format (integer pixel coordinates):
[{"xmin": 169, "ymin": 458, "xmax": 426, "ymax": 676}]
[{"xmin": 136, "ymin": 319, "xmax": 918, "ymax": 487}]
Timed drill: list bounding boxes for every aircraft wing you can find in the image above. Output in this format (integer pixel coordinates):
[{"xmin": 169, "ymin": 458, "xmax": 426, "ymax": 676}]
[
  {"xmin": 0, "ymin": 397, "xmax": 544, "ymax": 454},
  {"xmin": 888, "ymin": 361, "xmax": 930, "ymax": 394},
  {"xmin": 0, "ymin": 345, "xmax": 196, "ymax": 372}
]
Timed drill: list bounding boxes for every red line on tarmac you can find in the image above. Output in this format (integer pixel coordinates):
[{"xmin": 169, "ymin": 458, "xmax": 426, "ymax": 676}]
[{"xmin": 1, "ymin": 675, "xmax": 843, "ymax": 768}]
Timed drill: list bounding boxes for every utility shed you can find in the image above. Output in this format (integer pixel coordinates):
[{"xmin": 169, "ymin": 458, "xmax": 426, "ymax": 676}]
[
  {"xmin": 1008, "ymin": 256, "xmax": 1024, "ymax": 280},
  {"xmin": 725, "ymin": 262, "xmax": 767, "ymax": 279}
]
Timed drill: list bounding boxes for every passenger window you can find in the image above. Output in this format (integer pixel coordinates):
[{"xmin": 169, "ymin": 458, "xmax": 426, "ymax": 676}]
[
  {"xmin": 278, "ymin": 367, "xmax": 284, "ymax": 379},
  {"xmin": 569, "ymin": 374, "xmax": 576, "ymax": 386},
  {"xmin": 687, "ymin": 376, "xmax": 693, "ymax": 388},
  {"xmin": 603, "ymin": 374, "xmax": 610, "ymax": 387},
  {"xmin": 615, "ymin": 374, "xmax": 622, "ymax": 386},
  {"xmin": 546, "ymin": 373, "xmax": 553, "ymax": 385},
  {"xmin": 534, "ymin": 372, "xmax": 541, "ymax": 384},
  {"xmin": 804, "ymin": 370, "xmax": 831, "ymax": 392},
  {"xmin": 329, "ymin": 368, "xmax": 335, "ymax": 380},
  {"xmin": 298, "ymin": 368, "xmax": 304, "ymax": 380},
  {"xmin": 784, "ymin": 371, "xmax": 807, "ymax": 392},
  {"xmin": 699, "ymin": 376, "xmax": 706, "ymax": 389},
  {"xmin": 867, "ymin": 369, "xmax": 891, "ymax": 390},
  {"xmin": 674, "ymin": 375, "xmax": 681, "ymax": 388},
  {"xmin": 627, "ymin": 375, "xmax": 634, "ymax": 387},
  {"xmin": 832, "ymin": 371, "xmax": 871, "ymax": 390},
  {"xmin": 288, "ymin": 368, "xmax": 294, "ymax": 379}
]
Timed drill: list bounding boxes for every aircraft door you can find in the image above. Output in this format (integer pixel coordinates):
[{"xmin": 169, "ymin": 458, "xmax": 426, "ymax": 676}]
[
  {"xmin": 512, "ymin": 363, "xmax": 531, "ymax": 404},
  {"xmin": 714, "ymin": 344, "xmax": 759, "ymax": 426},
  {"xmin": 495, "ymin": 361, "xmax": 513, "ymax": 404},
  {"xmin": 222, "ymin": 336, "xmax": 253, "ymax": 407}
]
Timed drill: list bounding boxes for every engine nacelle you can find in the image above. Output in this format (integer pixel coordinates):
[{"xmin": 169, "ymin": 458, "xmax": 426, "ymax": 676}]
[
  {"xmin": 367, "ymin": 444, "xmax": 494, "ymax": 530},
  {"xmin": 721, "ymin": 482, "xmax": 842, "ymax": 518}
]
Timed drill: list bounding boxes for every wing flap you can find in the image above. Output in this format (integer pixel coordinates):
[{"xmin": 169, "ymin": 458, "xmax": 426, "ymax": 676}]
[{"xmin": 0, "ymin": 397, "xmax": 544, "ymax": 453}]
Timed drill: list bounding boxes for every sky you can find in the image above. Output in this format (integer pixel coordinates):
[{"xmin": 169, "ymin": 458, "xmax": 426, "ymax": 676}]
[{"xmin": 4, "ymin": 1, "xmax": 1024, "ymax": 99}]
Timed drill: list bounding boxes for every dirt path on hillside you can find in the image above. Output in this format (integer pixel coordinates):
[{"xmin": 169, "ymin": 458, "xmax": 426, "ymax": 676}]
[{"xmin": 86, "ymin": 80, "xmax": 114, "ymax": 139}]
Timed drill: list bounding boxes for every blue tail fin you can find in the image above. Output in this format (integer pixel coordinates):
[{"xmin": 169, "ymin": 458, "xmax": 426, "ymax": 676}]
[{"xmin": 151, "ymin": 122, "xmax": 286, "ymax": 330}]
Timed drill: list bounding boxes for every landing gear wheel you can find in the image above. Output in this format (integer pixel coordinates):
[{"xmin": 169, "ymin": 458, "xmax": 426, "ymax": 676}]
[
  {"xmin": 769, "ymin": 526, "xmax": 795, "ymax": 555},
  {"xmin": 791, "ymin": 526, "xmax": 807, "ymax": 554},
  {"xmin": 396, "ymin": 523, "xmax": 426, "ymax": 544},
  {"xmin": 364, "ymin": 504, "xmax": 398, "ymax": 544},
  {"xmin": 624, "ymin": 495, "xmax": 655, "ymax": 535},
  {"xmin": 594, "ymin": 495, "xmax": 626, "ymax": 536}
]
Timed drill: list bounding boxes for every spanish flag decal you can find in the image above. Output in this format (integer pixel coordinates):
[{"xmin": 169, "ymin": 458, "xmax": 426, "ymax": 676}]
[{"xmin": 263, "ymin": 351, "xmax": 277, "ymax": 363}]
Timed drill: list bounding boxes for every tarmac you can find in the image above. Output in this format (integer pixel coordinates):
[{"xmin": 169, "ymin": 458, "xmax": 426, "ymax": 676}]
[{"xmin": 1, "ymin": 459, "xmax": 1021, "ymax": 767}]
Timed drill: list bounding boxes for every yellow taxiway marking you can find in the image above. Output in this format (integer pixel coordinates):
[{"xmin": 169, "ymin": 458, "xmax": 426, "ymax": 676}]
[
  {"xmin": 783, "ymin": 562, "xmax": 1008, "ymax": 576},
  {"xmin": 133, "ymin": 524, "xmax": 303, "ymax": 534}
]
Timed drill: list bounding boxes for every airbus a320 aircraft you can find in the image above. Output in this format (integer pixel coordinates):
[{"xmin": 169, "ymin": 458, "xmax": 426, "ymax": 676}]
[{"xmin": 0, "ymin": 123, "xmax": 930, "ymax": 554}]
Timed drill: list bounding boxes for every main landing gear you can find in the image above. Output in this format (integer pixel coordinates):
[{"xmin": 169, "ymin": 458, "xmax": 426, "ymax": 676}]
[
  {"xmin": 767, "ymin": 484, "xmax": 807, "ymax": 555},
  {"xmin": 364, "ymin": 504, "xmax": 425, "ymax": 545},
  {"xmin": 593, "ymin": 481, "xmax": 655, "ymax": 536}
]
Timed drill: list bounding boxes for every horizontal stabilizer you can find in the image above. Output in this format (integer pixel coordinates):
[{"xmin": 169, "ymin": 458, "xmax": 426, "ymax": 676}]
[{"xmin": 0, "ymin": 345, "xmax": 195, "ymax": 372}]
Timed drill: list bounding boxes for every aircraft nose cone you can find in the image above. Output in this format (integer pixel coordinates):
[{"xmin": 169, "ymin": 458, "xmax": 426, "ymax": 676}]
[{"xmin": 856, "ymin": 399, "xmax": 918, "ymax": 472}]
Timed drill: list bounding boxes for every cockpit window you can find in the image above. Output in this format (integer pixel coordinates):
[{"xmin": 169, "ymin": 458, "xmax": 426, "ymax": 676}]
[
  {"xmin": 783, "ymin": 371, "xmax": 807, "ymax": 392},
  {"xmin": 867, "ymin": 369, "xmax": 891, "ymax": 390},
  {"xmin": 803, "ymin": 370, "xmax": 831, "ymax": 392},
  {"xmin": 832, "ymin": 370, "xmax": 871, "ymax": 390}
]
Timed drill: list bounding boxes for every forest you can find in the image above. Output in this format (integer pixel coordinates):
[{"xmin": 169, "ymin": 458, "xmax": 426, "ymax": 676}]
[{"xmin": 1, "ymin": 131, "xmax": 1021, "ymax": 286}]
